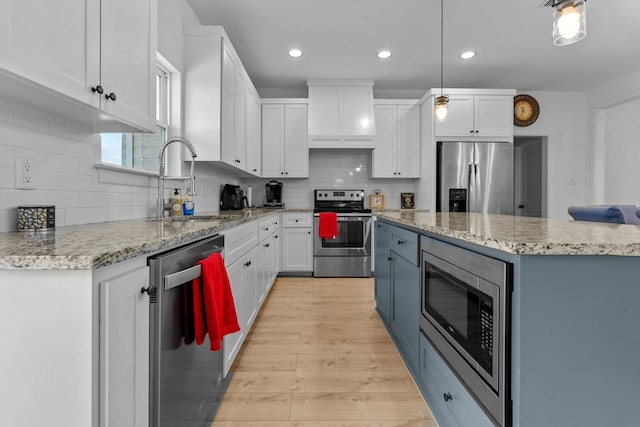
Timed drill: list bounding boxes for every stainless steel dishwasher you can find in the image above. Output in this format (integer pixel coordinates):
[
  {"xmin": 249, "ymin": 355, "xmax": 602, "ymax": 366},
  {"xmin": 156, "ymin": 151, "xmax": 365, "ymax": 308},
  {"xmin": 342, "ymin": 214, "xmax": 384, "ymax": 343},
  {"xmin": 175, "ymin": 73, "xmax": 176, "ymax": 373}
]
[{"xmin": 147, "ymin": 234, "xmax": 228, "ymax": 426}]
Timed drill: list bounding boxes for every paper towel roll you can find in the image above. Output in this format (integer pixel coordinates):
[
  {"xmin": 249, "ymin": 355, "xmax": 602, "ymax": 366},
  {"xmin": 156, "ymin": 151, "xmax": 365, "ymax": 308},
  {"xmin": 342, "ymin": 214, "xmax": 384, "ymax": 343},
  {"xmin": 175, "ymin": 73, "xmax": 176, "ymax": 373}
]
[{"xmin": 246, "ymin": 186, "xmax": 253, "ymax": 207}]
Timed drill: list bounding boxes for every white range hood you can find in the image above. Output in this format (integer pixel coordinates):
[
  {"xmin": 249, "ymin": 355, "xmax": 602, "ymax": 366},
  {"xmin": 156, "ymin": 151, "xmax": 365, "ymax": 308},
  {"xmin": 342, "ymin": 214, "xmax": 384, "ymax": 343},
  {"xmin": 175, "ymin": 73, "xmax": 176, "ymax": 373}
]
[{"xmin": 307, "ymin": 80, "xmax": 376, "ymax": 148}]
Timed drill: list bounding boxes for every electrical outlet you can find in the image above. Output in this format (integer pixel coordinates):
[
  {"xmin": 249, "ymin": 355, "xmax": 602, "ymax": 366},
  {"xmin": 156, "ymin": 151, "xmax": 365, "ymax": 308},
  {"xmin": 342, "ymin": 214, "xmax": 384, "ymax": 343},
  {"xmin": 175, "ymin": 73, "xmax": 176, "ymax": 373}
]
[{"xmin": 16, "ymin": 157, "xmax": 35, "ymax": 190}]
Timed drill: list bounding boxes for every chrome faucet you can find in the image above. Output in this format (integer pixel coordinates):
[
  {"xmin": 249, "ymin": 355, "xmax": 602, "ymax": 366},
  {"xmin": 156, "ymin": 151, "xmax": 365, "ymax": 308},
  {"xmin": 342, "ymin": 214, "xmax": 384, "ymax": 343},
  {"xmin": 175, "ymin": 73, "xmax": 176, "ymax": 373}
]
[{"xmin": 157, "ymin": 136, "xmax": 197, "ymax": 218}]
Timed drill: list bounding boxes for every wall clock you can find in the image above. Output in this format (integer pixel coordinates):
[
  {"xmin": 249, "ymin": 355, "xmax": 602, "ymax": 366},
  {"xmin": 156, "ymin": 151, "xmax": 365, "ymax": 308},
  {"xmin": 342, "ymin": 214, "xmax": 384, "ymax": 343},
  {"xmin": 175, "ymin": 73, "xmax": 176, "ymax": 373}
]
[
  {"xmin": 514, "ymin": 94, "xmax": 540, "ymax": 127},
  {"xmin": 370, "ymin": 193, "xmax": 385, "ymax": 210}
]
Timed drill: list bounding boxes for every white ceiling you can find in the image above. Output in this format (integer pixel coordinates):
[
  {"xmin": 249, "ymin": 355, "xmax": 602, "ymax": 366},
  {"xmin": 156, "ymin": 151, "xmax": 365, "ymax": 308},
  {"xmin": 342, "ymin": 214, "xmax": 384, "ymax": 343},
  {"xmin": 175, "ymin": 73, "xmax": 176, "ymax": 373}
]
[{"xmin": 186, "ymin": 0, "xmax": 640, "ymax": 96}]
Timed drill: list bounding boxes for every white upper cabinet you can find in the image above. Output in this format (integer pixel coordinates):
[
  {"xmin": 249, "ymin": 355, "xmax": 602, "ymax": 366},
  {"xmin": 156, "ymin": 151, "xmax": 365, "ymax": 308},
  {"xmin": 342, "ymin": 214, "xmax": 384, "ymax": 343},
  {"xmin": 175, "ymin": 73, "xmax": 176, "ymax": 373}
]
[
  {"xmin": 433, "ymin": 89, "xmax": 515, "ymax": 142},
  {"xmin": 307, "ymin": 80, "xmax": 376, "ymax": 148},
  {"xmin": 99, "ymin": 0, "xmax": 156, "ymax": 132},
  {"xmin": 246, "ymin": 86, "xmax": 262, "ymax": 176},
  {"xmin": 261, "ymin": 101, "xmax": 309, "ymax": 178},
  {"xmin": 184, "ymin": 26, "xmax": 261, "ymax": 176},
  {"xmin": 0, "ymin": 0, "xmax": 156, "ymax": 133},
  {"xmin": 372, "ymin": 101, "xmax": 420, "ymax": 178}
]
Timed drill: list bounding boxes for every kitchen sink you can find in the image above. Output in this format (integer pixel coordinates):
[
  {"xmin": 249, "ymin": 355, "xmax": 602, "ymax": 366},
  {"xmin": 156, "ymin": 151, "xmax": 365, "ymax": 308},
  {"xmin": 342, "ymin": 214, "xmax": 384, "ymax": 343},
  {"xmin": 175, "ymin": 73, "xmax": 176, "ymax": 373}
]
[{"xmin": 148, "ymin": 215, "xmax": 229, "ymax": 222}]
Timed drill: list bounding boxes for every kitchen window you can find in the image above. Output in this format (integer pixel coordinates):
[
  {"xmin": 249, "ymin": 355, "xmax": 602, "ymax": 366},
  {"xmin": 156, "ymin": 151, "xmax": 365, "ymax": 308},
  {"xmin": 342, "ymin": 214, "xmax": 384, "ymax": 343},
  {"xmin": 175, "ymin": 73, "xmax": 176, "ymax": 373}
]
[{"xmin": 99, "ymin": 54, "xmax": 176, "ymax": 172}]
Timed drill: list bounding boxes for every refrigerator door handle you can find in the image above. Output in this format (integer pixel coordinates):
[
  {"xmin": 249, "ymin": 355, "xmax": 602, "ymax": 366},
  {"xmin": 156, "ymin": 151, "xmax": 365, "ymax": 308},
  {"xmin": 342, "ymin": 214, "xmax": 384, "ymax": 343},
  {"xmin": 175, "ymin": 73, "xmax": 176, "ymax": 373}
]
[
  {"xmin": 474, "ymin": 163, "xmax": 480, "ymax": 213},
  {"xmin": 468, "ymin": 163, "xmax": 474, "ymax": 212}
]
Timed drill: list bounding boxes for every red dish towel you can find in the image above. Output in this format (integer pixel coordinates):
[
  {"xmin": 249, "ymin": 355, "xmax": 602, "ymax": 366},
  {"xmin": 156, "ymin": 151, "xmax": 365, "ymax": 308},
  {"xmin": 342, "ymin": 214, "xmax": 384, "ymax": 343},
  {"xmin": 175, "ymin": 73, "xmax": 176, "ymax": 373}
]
[
  {"xmin": 318, "ymin": 212, "xmax": 339, "ymax": 239},
  {"xmin": 192, "ymin": 252, "xmax": 241, "ymax": 351}
]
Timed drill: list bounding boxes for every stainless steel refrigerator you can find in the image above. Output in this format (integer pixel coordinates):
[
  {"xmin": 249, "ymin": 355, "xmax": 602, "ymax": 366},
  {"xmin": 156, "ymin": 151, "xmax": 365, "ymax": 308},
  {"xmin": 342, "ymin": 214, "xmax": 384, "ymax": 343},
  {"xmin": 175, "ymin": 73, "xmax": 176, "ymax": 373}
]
[{"xmin": 436, "ymin": 141, "xmax": 514, "ymax": 214}]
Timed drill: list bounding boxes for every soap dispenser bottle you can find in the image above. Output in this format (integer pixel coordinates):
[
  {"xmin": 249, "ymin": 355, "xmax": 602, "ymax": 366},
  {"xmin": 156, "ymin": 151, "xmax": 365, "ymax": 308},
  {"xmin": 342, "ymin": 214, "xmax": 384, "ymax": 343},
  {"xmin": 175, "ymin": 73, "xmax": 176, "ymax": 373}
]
[
  {"xmin": 183, "ymin": 190, "xmax": 195, "ymax": 216},
  {"xmin": 169, "ymin": 189, "xmax": 183, "ymax": 217}
]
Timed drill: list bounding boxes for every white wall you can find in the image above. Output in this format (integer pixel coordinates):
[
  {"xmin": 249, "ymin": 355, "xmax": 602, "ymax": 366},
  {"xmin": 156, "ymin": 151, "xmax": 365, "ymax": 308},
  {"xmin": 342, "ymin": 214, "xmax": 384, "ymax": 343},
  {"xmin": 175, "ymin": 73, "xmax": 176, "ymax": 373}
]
[
  {"xmin": 587, "ymin": 69, "xmax": 640, "ymax": 205},
  {"xmin": 514, "ymin": 91, "xmax": 588, "ymax": 219}
]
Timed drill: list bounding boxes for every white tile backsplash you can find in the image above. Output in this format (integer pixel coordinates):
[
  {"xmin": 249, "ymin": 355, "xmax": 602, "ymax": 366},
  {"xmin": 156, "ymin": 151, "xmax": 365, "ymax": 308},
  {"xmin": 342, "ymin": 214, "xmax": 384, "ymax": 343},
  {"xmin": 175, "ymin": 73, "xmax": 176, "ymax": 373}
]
[{"xmin": 242, "ymin": 149, "xmax": 418, "ymax": 209}]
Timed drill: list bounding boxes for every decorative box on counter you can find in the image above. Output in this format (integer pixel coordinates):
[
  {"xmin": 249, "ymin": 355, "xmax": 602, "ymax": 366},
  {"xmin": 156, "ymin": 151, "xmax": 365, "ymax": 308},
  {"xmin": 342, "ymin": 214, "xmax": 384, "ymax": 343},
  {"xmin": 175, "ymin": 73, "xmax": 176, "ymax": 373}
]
[{"xmin": 17, "ymin": 205, "xmax": 55, "ymax": 233}]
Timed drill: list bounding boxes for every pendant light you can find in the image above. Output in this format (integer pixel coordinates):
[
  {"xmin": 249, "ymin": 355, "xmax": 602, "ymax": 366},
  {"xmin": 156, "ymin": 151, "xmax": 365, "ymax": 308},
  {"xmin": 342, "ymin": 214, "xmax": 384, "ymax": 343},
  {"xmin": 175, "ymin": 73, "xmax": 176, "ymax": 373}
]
[
  {"xmin": 552, "ymin": 0, "xmax": 587, "ymax": 46},
  {"xmin": 434, "ymin": 0, "xmax": 449, "ymax": 122}
]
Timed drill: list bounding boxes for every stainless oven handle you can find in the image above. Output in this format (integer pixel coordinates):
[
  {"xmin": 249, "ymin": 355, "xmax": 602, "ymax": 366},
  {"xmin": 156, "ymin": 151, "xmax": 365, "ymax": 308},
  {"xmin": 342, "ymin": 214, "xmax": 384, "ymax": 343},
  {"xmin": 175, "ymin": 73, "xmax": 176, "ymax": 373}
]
[
  {"xmin": 313, "ymin": 213, "xmax": 372, "ymax": 217},
  {"xmin": 164, "ymin": 265, "xmax": 201, "ymax": 291}
]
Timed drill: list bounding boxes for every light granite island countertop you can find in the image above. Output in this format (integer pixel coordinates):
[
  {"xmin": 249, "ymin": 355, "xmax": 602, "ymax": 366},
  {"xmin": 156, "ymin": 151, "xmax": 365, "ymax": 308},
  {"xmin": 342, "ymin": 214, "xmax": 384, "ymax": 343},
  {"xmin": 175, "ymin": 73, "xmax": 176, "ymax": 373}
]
[{"xmin": 375, "ymin": 210, "xmax": 640, "ymax": 256}]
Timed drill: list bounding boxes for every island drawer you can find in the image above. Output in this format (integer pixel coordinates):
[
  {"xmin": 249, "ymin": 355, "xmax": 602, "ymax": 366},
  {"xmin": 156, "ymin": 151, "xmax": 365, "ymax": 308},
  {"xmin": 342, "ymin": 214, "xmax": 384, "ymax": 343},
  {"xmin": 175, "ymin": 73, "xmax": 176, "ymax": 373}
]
[
  {"xmin": 419, "ymin": 332, "xmax": 494, "ymax": 427},
  {"xmin": 389, "ymin": 224, "xmax": 419, "ymax": 266}
]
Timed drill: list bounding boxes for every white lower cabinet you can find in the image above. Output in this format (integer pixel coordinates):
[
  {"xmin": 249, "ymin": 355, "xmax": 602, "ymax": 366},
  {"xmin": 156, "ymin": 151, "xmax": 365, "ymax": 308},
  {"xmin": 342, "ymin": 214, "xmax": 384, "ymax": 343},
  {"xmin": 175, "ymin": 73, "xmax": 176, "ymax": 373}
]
[
  {"xmin": 258, "ymin": 216, "xmax": 280, "ymax": 304},
  {"xmin": 280, "ymin": 213, "xmax": 313, "ymax": 273},
  {"xmin": 99, "ymin": 265, "xmax": 150, "ymax": 427},
  {"xmin": 222, "ymin": 213, "xmax": 280, "ymax": 376}
]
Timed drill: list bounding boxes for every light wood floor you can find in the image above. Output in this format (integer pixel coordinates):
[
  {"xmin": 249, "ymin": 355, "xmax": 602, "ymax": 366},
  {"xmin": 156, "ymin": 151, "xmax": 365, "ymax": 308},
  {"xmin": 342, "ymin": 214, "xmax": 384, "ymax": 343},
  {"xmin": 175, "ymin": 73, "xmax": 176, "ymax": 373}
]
[{"xmin": 211, "ymin": 277, "xmax": 437, "ymax": 426}]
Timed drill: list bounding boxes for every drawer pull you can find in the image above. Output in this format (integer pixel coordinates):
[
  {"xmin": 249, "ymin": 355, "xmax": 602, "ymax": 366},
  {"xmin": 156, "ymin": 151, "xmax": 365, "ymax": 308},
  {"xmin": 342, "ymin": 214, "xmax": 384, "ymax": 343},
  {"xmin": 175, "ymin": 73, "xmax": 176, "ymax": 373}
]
[{"xmin": 443, "ymin": 392, "xmax": 452, "ymax": 402}]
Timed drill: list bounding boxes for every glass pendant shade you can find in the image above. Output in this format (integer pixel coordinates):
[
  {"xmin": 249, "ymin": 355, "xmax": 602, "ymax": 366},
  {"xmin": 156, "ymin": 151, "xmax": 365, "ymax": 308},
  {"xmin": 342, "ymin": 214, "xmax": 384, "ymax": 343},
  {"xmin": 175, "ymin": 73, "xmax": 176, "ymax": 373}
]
[
  {"xmin": 435, "ymin": 96, "xmax": 449, "ymax": 122},
  {"xmin": 553, "ymin": 1, "xmax": 586, "ymax": 46}
]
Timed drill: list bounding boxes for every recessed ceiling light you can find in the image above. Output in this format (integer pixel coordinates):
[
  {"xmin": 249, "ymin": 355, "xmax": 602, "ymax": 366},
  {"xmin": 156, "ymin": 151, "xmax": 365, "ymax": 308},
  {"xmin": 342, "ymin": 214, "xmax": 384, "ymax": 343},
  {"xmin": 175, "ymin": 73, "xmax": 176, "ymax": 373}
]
[
  {"xmin": 459, "ymin": 50, "xmax": 477, "ymax": 60},
  {"xmin": 288, "ymin": 48, "xmax": 303, "ymax": 58},
  {"xmin": 377, "ymin": 50, "xmax": 392, "ymax": 59}
]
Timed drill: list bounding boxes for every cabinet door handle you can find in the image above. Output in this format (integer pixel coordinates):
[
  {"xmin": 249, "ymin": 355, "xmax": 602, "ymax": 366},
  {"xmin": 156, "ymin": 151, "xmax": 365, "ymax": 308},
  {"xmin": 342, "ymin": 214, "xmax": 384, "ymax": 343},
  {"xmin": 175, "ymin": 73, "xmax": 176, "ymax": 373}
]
[
  {"xmin": 396, "ymin": 240, "xmax": 404, "ymax": 245},
  {"xmin": 387, "ymin": 257, "xmax": 393, "ymax": 261},
  {"xmin": 244, "ymin": 260, "xmax": 252, "ymax": 267},
  {"xmin": 475, "ymin": 130, "xmax": 479, "ymax": 133},
  {"xmin": 443, "ymin": 392, "xmax": 452, "ymax": 402},
  {"xmin": 264, "ymin": 227, "xmax": 270, "ymax": 231},
  {"xmin": 275, "ymin": 235, "xmax": 279, "ymax": 238},
  {"xmin": 253, "ymin": 169, "xmax": 258, "ymax": 172},
  {"xmin": 105, "ymin": 92, "xmax": 117, "ymax": 101},
  {"xmin": 264, "ymin": 243, "xmax": 270, "ymax": 247},
  {"xmin": 140, "ymin": 286, "xmax": 158, "ymax": 303},
  {"xmin": 469, "ymin": 130, "xmax": 474, "ymax": 134},
  {"xmin": 91, "ymin": 85, "xmax": 104, "ymax": 94},
  {"xmin": 295, "ymin": 219, "xmax": 299, "ymax": 222},
  {"xmin": 307, "ymin": 231, "xmax": 311, "ymax": 234}
]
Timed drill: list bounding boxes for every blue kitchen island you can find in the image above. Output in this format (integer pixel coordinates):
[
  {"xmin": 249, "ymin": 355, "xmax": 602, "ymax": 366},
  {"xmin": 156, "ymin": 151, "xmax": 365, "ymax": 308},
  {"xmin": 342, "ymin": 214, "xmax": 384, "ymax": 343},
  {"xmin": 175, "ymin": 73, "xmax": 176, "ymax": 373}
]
[{"xmin": 374, "ymin": 211, "xmax": 640, "ymax": 427}]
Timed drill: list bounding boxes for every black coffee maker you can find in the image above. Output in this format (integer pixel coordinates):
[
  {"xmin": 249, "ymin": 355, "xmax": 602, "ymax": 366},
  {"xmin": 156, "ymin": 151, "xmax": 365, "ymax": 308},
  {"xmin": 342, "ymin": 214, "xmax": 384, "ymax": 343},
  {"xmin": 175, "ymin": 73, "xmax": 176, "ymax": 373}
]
[{"xmin": 264, "ymin": 180, "xmax": 283, "ymax": 208}]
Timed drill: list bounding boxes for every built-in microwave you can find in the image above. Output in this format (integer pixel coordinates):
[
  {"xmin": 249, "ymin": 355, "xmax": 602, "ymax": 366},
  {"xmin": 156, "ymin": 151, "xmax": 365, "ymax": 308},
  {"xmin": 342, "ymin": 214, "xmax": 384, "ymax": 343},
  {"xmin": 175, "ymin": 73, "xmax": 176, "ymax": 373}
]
[{"xmin": 420, "ymin": 236, "xmax": 512, "ymax": 427}]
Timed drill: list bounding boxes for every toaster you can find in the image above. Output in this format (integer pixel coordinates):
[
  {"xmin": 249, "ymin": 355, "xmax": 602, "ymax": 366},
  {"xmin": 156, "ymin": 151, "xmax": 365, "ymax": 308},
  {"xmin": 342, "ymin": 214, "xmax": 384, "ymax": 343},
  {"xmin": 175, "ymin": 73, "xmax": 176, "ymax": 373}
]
[{"xmin": 220, "ymin": 184, "xmax": 244, "ymax": 210}]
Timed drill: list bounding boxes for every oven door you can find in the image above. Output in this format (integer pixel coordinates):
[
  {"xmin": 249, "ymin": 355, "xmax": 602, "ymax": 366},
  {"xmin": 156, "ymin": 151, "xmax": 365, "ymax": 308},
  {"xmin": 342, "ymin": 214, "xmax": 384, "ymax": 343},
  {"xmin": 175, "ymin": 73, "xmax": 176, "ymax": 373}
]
[{"xmin": 313, "ymin": 214, "xmax": 372, "ymax": 257}]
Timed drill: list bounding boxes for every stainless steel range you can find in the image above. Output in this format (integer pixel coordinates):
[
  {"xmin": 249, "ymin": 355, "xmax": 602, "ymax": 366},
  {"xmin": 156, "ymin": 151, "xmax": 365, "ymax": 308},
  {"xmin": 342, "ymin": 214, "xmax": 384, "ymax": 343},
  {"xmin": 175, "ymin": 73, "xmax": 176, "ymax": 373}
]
[{"xmin": 313, "ymin": 189, "xmax": 372, "ymax": 277}]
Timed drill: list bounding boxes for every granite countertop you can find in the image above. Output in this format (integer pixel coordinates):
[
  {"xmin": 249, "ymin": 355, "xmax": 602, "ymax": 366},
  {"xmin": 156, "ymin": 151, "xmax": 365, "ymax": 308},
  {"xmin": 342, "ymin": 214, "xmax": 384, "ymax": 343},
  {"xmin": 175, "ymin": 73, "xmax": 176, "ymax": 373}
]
[
  {"xmin": 0, "ymin": 209, "xmax": 289, "ymax": 270},
  {"xmin": 375, "ymin": 211, "xmax": 640, "ymax": 256}
]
